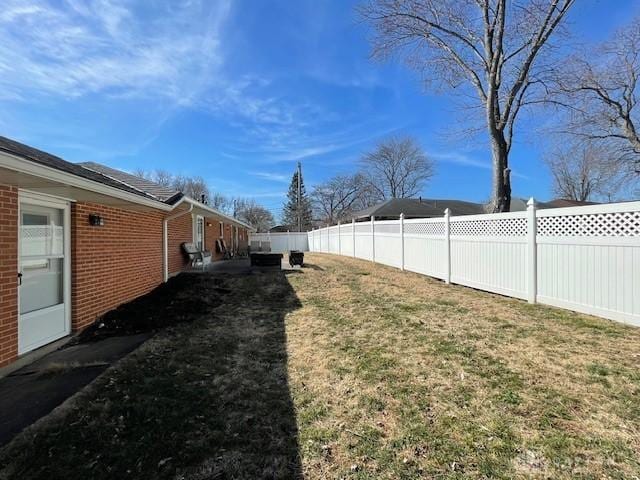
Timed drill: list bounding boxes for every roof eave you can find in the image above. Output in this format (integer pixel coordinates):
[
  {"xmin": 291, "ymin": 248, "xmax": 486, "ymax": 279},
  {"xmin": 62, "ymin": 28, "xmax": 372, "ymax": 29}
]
[
  {"xmin": 0, "ymin": 151, "xmax": 172, "ymax": 211},
  {"xmin": 182, "ymin": 196, "xmax": 255, "ymax": 231}
]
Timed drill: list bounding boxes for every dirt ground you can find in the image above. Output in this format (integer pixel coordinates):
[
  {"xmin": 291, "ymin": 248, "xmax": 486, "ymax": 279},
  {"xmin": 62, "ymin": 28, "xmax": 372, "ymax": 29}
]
[
  {"xmin": 1, "ymin": 254, "xmax": 639, "ymax": 479},
  {"xmin": 76, "ymin": 273, "xmax": 229, "ymax": 341}
]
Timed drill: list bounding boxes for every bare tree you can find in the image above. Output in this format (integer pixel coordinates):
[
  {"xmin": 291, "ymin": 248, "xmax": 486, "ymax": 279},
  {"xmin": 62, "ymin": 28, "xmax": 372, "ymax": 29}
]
[
  {"xmin": 360, "ymin": 136, "xmax": 434, "ymax": 199},
  {"xmin": 134, "ymin": 168, "xmax": 230, "ymax": 204},
  {"xmin": 234, "ymin": 199, "xmax": 275, "ymax": 232},
  {"xmin": 360, "ymin": 0, "xmax": 574, "ymax": 211},
  {"xmin": 553, "ymin": 17, "xmax": 640, "ymax": 178},
  {"xmin": 170, "ymin": 175, "xmax": 210, "ymax": 202},
  {"xmin": 545, "ymin": 141, "xmax": 629, "ymax": 202},
  {"xmin": 133, "ymin": 168, "xmax": 173, "ymax": 187},
  {"xmin": 153, "ymin": 169, "xmax": 174, "ymax": 188},
  {"xmin": 312, "ymin": 173, "xmax": 369, "ymax": 224},
  {"xmin": 210, "ymin": 192, "xmax": 232, "ymax": 214}
]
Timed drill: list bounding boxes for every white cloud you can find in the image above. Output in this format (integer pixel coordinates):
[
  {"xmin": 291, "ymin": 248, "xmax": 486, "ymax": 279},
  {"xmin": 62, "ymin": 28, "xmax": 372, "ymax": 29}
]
[
  {"xmin": 430, "ymin": 151, "xmax": 492, "ymax": 170},
  {"xmin": 431, "ymin": 151, "xmax": 529, "ymax": 179},
  {"xmin": 0, "ymin": 1, "xmax": 402, "ymax": 168},
  {"xmin": 248, "ymin": 171, "xmax": 290, "ymax": 183},
  {"xmin": 0, "ymin": 0, "xmax": 230, "ymax": 102}
]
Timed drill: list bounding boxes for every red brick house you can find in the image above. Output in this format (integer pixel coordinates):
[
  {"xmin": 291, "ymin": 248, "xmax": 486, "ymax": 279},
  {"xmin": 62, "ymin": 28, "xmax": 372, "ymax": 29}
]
[{"xmin": 0, "ymin": 136, "xmax": 252, "ymax": 368}]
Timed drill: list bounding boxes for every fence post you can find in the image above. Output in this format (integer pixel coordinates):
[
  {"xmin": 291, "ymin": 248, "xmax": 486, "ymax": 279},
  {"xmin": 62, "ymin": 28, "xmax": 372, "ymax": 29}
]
[
  {"xmin": 400, "ymin": 212, "xmax": 405, "ymax": 271},
  {"xmin": 338, "ymin": 221, "xmax": 342, "ymax": 255},
  {"xmin": 444, "ymin": 208, "xmax": 451, "ymax": 284},
  {"xmin": 527, "ymin": 197, "xmax": 537, "ymax": 304},
  {"xmin": 287, "ymin": 230, "xmax": 290, "ymax": 252},
  {"xmin": 352, "ymin": 218, "xmax": 356, "ymax": 258},
  {"xmin": 371, "ymin": 215, "xmax": 376, "ymax": 262}
]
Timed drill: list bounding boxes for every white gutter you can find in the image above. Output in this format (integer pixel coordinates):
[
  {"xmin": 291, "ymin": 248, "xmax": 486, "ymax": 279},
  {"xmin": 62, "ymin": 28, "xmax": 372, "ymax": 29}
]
[
  {"xmin": 163, "ymin": 203, "xmax": 193, "ymax": 282},
  {"xmin": 0, "ymin": 151, "xmax": 172, "ymax": 211},
  {"xmin": 179, "ymin": 196, "xmax": 256, "ymax": 231}
]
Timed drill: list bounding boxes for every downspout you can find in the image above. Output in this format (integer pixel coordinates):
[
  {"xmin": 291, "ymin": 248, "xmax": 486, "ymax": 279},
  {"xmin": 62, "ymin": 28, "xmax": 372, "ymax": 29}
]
[{"xmin": 163, "ymin": 204, "xmax": 193, "ymax": 282}]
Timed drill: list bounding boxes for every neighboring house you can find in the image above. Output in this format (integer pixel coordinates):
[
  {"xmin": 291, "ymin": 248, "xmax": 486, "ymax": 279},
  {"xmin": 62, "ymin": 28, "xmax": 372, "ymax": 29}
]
[
  {"xmin": 0, "ymin": 136, "xmax": 252, "ymax": 369},
  {"xmin": 509, "ymin": 197, "xmax": 600, "ymax": 211},
  {"xmin": 352, "ymin": 197, "xmax": 602, "ymax": 221},
  {"xmin": 269, "ymin": 225, "xmax": 292, "ymax": 233},
  {"xmin": 352, "ymin": 198, "xmax": 485, "ymax": 220}
]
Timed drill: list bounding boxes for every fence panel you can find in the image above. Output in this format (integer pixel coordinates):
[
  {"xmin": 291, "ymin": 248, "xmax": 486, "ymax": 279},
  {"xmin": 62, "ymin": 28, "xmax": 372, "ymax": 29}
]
[
  {"xmin": 403, "ymin": 218, "xmax": 447, "ymax": 279},
  {"xmin": 327, "ymin": 226, "xmax": 339, "ymax": 254},
  {"xmin": 249, "ymin": 232, "xmax": 309, "ymax": 253},
  {"xmin": 301, "ymin": 200, "xmax": 640, "ymax": 326},
  {"xmin": 373, "ymin": 220, "xmax": 402, "ymax": 268},
  {"xmin": 536, "ymin": 204, "xmax": 640, "ymax": 323},
  {"xmin": 354, "ymin": 221, "xmax": 373, "ymax": 260},
  {"xmin": 449, "ymin": 212, "xmax": 528, "ymax": 299},
  {"xmin": 339, "ymin": 223, "xmax": 354, "ymax": 256}
]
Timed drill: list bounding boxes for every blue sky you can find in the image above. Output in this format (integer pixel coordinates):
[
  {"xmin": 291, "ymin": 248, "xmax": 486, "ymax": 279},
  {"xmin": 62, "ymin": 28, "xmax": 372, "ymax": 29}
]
[{"xmin": 0, "ymin": 0, "xmax": 638, "ymax": 220}]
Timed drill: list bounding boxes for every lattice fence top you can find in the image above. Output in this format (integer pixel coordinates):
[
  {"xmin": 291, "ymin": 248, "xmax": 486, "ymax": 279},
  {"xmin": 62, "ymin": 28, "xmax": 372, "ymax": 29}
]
[
  {"xmin": 450, "ymin": 217, "xmax": 527, "ymax": 237},
  {"xmin": 375, "ymin": 223, "xmax": 400, "ymax": 234},
  {"xmin": 21, "ymin": 225, "xmax": 63, "ymax": 239},
  {"xmin": 404, "ymin": 222, "xmax": 445, "ymax": 236},
  {"xmin": 537, "ymin": 211, "xmax": 640, "ymax": 237}
]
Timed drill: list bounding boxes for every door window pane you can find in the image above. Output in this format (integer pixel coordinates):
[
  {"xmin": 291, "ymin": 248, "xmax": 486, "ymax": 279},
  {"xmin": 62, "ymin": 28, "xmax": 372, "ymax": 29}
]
[
  {"xmin": 20, "ymin": 204, "xmax": 65, "ymax": 314},
  {"xmin": 20, "ymin": 258, "xmax": 63, "ymax": 314},
  {"xmin": 21, "ymin": 207, "xmax": 63, "ymax": 257}
]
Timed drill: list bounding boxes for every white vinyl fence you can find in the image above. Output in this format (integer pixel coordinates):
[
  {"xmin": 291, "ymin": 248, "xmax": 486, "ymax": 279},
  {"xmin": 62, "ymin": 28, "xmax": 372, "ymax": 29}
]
[
  {"xmin": 249, "ymin": 232, "xmax": 309, "ymax": 253},
  {"xmin": 308, "ymin": 200, "xmax": 640, "ymax": 326}
]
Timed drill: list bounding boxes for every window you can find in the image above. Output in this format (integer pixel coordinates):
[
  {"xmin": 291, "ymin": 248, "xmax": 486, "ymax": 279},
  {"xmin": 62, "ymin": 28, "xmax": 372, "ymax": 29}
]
[{"xmin": 219, "ymin": 221, "xmax": 223, "ymax": 237}]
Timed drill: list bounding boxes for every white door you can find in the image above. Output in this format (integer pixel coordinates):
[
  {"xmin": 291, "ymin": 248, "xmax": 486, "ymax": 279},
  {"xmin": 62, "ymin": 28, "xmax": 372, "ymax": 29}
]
[
  {"xmin": 18, "ymin": 193, "xmax": 71, "ymax": 355},
  {"xmin": 195, "ymin": 216, "xmax": 204, "ymax": 251}
]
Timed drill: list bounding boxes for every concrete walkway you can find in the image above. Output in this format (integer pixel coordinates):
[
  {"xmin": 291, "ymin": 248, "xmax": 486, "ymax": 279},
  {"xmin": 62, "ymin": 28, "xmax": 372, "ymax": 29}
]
[{"xmin": 0, "ymin": 333, "xmax": 150, "ymax": 447}]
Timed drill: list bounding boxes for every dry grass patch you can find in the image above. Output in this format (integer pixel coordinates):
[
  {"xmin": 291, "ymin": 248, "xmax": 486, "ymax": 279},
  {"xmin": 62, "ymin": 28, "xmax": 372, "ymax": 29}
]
[{"xmin": 286, "ymin": 254, "xmax": 640, "ymax": 479}]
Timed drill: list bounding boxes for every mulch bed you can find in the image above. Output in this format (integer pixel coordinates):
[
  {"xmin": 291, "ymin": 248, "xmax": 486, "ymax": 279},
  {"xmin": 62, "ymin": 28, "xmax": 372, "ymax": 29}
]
[{"xmin": 75, "ymin": 274, "xmax": 230, "ymax": 343}]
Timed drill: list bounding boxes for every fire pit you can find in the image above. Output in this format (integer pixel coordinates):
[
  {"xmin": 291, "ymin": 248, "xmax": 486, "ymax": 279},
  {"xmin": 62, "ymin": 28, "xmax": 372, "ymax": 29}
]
[
  {"xmin": 249, "ymin": 252, "xmax": 283, "ymax": 267},
  {"xmin": 289, "ymin": 250, "xmax": 304, "ymax": 267}
]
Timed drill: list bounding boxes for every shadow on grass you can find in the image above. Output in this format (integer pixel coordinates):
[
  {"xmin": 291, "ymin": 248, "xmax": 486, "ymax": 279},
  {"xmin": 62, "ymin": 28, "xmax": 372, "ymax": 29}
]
[
  {"xmin": 0, "ymin": 271, "xmax": 303, "ymax": 480},
  {"xmin": 300, "ymin": 262, "xmax": 324, "ymax": 271}
]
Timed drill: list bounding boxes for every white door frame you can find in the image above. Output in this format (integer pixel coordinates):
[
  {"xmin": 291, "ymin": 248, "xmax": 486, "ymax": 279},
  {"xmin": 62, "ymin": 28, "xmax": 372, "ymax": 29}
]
[
  {"xmin": 194, "ymin": 214, "xmax": 205, "ymax": 250},
  {"xmin": 17, "ymin": 190, "xmax": 72, "ymax": 354}
]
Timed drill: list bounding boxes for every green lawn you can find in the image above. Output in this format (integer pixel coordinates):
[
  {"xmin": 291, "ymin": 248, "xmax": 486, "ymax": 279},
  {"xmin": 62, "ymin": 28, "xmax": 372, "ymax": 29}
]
[{"xmin": 1, "ymin": 254, "xmax": 639, "ymax": 479}]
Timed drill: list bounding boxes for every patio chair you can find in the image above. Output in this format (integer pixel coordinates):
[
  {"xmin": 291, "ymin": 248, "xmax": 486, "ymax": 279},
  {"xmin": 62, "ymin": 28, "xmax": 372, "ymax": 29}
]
[
  {"xmin": 181, "ymin": 242, "xmax": 212, "ymax": 270},
  {"xmin": 220, "ymin": 239, "xmax": 233, "ymax": 259}
]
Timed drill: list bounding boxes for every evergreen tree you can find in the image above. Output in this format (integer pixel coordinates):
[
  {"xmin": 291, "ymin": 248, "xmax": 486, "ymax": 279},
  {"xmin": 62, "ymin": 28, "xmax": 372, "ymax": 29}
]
[{"xmin": 282, "ymin": 163, "xmax": 313, "ymax": 231}]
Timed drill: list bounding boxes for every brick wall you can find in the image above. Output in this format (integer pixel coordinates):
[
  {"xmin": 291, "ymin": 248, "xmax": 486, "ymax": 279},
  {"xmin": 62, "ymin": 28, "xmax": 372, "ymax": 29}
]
[
  {"xmin": 1, "ymin": 196, "xmax": 211, "ymax": 368},
  {"xmin": 0, "ymin": 186, "xmax": 18, "ymax": 367},
  {"xmin": 167, "ymin": 212, "xmax": 193, "ymax": 275},
  {"xmin": 71, "ymin": 202, "xmax": 165, "ymax": 331}
]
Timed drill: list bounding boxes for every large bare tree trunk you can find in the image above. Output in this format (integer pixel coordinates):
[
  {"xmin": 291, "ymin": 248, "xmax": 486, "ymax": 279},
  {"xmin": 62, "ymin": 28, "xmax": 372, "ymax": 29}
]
[
  {"xmin": 361, "ymin": 0, "xmax": 574, "ymax": 213},
  {"xmin": 490, "ymin": 130, "xmax": 511, "ymax": 212}
]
